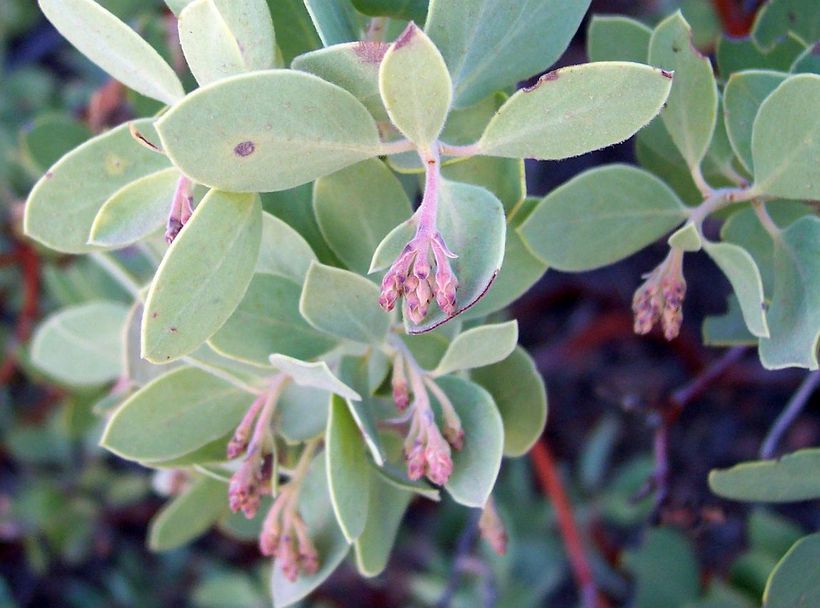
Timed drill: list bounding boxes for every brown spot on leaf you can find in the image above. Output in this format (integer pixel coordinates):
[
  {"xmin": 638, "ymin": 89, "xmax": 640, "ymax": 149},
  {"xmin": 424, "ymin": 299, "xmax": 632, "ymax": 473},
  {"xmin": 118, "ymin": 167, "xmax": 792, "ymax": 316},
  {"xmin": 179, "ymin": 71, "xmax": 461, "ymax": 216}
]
[
  {"xmin": 45, "ymin": 171, "xmax": 53, "ymax": 179},
  {"xmin": 234, "ymin": 141, "xmax": 255, "ymax": 157},
  {"xmin": 661, "ymin": 69, "xmax": 673, "ymax": 79},
  {"xmin": 169, "ymin": 327, "xmax": 177, "ymax": 333},
  {"xmin": 354, "ymin": 41, "xmax": 388, "ymax": 64},
  {"xmin": 394, "ymin": 22, "xmax": 418, "ymax": 50},
  {"xmin": 151, "ymin": 312, "xmax": 158, "ymax": 319},
  {"xmin": 523, "ymin": 70, "xmax": 559, "ymax": 93}
]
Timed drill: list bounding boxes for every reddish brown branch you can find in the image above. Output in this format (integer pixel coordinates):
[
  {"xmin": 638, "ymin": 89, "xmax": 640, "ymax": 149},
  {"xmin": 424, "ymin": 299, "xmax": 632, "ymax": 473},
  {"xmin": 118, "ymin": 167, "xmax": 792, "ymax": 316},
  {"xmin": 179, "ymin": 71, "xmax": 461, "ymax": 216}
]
[
  {"xmin": 530, "ymin": 440, "xmax": 606, "ymax": 608},
  {"xmin": 0, "ymin": 243, "xmax": 41, "ymax": 384}
]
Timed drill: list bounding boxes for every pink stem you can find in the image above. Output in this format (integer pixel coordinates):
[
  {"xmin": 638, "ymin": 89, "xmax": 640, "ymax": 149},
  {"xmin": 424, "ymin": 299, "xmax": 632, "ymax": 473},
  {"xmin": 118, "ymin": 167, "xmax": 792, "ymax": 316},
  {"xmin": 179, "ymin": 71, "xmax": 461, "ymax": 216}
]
[{"xmin": 416, "ymin": 147, "xmax": 441, "ymax": 237}]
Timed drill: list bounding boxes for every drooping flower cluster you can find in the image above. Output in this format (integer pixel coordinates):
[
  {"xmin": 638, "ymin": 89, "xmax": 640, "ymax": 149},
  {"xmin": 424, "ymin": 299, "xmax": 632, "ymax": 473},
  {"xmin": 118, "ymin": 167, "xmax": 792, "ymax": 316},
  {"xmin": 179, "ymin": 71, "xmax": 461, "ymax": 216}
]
[
  {"xmin": 225, "ymin": 378, "xmax": 321, "ymax": 582},
  {"xmin": 259, "ymin": 485, "xmax": 320, "ymax": 582},
  {"xmin": 379, "ymin": 230, "xmax": 458, "ymax": 324},
  {"xmin": 632, "ymin": 248, "xmax": 687, "ymax": 340},
  {"xmin": 391, "ymin": 352, "xmax": 464, "ymax": 485}
]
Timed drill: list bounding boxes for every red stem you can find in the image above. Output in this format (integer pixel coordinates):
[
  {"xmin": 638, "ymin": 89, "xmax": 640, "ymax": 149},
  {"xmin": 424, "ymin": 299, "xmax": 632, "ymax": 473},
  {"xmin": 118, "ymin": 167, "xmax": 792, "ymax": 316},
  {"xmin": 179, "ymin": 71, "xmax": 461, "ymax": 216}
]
[
  {"xmin": 712, "ymin": 0, "xmax": 756, "ymax": 36},
  {"xmin": 530, "ymin": 440, "xmax": 605, "ymax": 608},
  {"xmin": 0, "ymin": 243, "xmax": 41, "ymax": 384}
]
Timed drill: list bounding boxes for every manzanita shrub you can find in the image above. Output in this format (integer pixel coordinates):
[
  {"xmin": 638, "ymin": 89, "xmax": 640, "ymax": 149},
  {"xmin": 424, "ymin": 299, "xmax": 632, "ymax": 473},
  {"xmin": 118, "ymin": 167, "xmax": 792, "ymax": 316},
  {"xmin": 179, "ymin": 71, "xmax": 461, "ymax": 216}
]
[{"xmin": 21, "ymin": 0, "xmax": 818, "ymax": 604}]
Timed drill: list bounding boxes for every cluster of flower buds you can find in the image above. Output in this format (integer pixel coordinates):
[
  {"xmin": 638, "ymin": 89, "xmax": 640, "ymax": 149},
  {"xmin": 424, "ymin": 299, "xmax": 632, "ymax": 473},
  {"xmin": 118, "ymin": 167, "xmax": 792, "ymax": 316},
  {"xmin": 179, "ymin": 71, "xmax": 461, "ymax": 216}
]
[
  {"xmin": 632, "ymin": 249, "xmax": 687, "ymax": 340},
  {"xmin": 227, "ymin": 392, "xmax": 275, "ymax": 519},
  {"xmin": 379, "ymin": 230, "xmax": 459, "ymax": 324},
  {"xmin": 164, "ymin": 175, "xmax": 193, "ymax": 244},
  {"xmin": 259, "ymin": 488, "xmax": 320, "ymax": 582},
  {"xmin": 478, "ymin": 497, "xmax": 508, "ymax": 556},
  {"xmin": 398, "ymin": 369, "xmax": 464, "ymax": 486},
  {"xmin": 391, "ymin": 352, "xmax": 410, "ymax": 411}
]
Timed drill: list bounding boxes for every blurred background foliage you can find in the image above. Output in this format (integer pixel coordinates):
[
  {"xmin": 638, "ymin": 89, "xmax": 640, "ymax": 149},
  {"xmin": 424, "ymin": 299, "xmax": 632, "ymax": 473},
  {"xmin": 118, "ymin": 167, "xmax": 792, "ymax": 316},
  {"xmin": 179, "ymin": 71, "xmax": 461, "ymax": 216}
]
[{"xmin": 0, "ymin": 1, "xmax": 817, "ymax": 607}]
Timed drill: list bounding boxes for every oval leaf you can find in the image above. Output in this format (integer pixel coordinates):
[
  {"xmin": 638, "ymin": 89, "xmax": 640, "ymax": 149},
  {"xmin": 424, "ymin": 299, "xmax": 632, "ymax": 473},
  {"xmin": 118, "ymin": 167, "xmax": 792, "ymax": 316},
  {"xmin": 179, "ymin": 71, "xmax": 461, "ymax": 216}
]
[
  {"xmin": 751, "ymin": 74, "xmax": 820, "ymax": 200},
  {"xmin": 148, "ymin": 476, "xmax": 227, "ymax": 551},
  {"xmin": 424, "ymin": 0, "xmax": 591, "ymax": 107},
  {"xmin": 313, "ymin": 159, "xmax": 412, "ymax": 274},
  {"xmin": 703, "ymin": 241, "xmax": 769, "ymax": 338},
  {"xmin": 30, "ymin": 301, "xmax": 129, "ymax": 386},
  {"xmin": 156, "ymin": 70, "xmax": 382, "ymax": 192},
  {"xmin": 299, "ymin": 262, "xmax": 390, "ymax": 344},
  {"xmin": 470, "ymin": 346, "xmax": 547, "ymax": 457},
  {"xmin": 587, "ymin": 15, "xmax": 651, "ymax": 63},
  {"xmin": 478, "ymin": 62, "xmax": 673, "ymax": 160},
  {"xmin": 708, "ymin": 448, "xmax": 820, "ymax": 502},
  {"xmin": 379, "ymin": 22, "xmax": 452, "ymax": 148},
  {"xmin": 353, "ymin": 472, "xmax": 412, "ymax": 577},
  {"xmin": 648, "ymin": 11, "xmax": 718, "ymax": 169},
  {"xmin": 518, "ymin": 164, "xmax": 686, "ymax": 271},
  {"xmin": 142, "ymin": 190, "xmax": 262, "ymax": 363},
  {"xmin": 209, "ymin": 274, "xmax": 337, "ymax": 367},
  {"xmin": 101, "ymin": 366, "xmax": 252, "ymax": 462},
  {"xmin": 89, "ymin": 167, "xmax": 180, "ymax": 248},
  {"xmin": 255, "ymin": 211, "xmax": 318, "ymax": 282},
  {"xmin": 763, "ymin": 533, "xmax": 820, "ymax": 608},
  {"xmin": 269, "ymin": 354, "xmax": 360, "ymax": 401},
  {"xmin": 433, "ymin": 321, "xmax": 518, "ymax": 376},
  {"xmin": 24, "ymin": 119, "xmax": 170, "ymax": 254},
  {"xmin": 436, "ymin": 376, "xmax": 503, "ymax": 508},
  {"xmin": 178, "ymin": 0, "xmax": 275, "ymax": 86},
  {"xmin": 39, "ymin": 0, "xmax": 184, "ymax": 105},
  {"xmin": 326, "ymin": 395, "xmax": 371, "ymax": 542}
]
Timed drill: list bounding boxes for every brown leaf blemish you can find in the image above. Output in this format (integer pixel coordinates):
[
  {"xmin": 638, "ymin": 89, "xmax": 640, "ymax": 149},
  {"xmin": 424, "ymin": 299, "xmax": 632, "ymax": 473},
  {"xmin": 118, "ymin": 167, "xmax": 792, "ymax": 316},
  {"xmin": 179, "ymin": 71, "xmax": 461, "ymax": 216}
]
[
  {"xmin": 234, "ymin": 141, "xmax": 255, "ymax": 157},
  {"xmin": 394, "ymin": 22, "xmax": 418, "ymax": 50},
  {"xmin": 151, "ymin": 312, "xmax": 158, "ymax": 319},
  {"xmin": 660, "ymin": 69, "xmax": 673, "ymax": 79},
  {"xmin": 169, "ymin": 327, "xmax": 177, "ymax": 333},
  {"xmin": 45, "ymin": 171, "xmax": 54, "ymax": 179},
  {"xmin": 354, "ymin": 41, "xmax": 388, "ymax": 64},
  {"xmin": 523, "ymin": 70, "xmax": 559, "ymax": 93}
]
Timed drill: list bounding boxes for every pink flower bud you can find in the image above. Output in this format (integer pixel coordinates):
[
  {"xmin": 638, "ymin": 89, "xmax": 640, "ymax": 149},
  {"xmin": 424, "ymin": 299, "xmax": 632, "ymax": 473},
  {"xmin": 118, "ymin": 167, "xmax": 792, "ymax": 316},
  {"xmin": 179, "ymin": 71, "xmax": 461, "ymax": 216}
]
[
  {"xmin": 443, "ymin": 424, "xmax": 464, "ymax": 451},
  {"xmin": 424, "ymin": 429, "xmax": 453, "ymax": 486},
  {"xmin": 405, "ymin": 440, "xmax": 427, "ymax": 481},
  {"xmin": 228, "ymin": 458, "xmax": 263, "ymax": 518},
  {"xmin": 277, "ymin": 535, "xmax": 300, "ymax": 582},
  {"xmin": 479, "ymin": 498, "xmax": 508, "ymax": 556}
]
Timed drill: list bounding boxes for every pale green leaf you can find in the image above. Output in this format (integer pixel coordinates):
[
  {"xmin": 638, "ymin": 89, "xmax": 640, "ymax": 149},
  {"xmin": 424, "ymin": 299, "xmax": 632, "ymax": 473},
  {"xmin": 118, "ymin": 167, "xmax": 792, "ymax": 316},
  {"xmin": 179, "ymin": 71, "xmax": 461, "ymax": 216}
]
[
  {"xmin": 635, "ymin": 116, "xmax": 703, "ymax": 205},
  {"xmin": 763, "ymin": 533, "xmax": 820, "ymax": 608},
  {"xmin": 326, "ymin": 395, "xmax": 371, "ymax": 542},
  {"xmin": 299, "ymin": 262, "xmax": 390, "ymax": 344},
  {"xmin": 276, "ymin": 383, "xmax": 330, "ymax": 442},
  {"xmin": 39, "ymin": 0, "xmax": 184, "ymax": 105},
  {"xmin": 702, "ymin": 294, "xmax": 757, "ymax": 347},
  {"xmin": 370, "ymin": 180, "xmax": 506, "ymax": 333},
  {"xmin": 470, "ymin": 346, "xmax": 547, "ymax": 457},
  {"xmin": 751, "ymin": 74, "xmax": 820, "ymax": 200},
  {"xmin": 518, "ymin": 164, "xmax": 687, "ymax": 271},
  {"xmin": 269, "ymin": 354, "xmax": 360, "ymax": 401},
  {"xmin": 19, "ymin": 113, "xmax": 91, "ymax": 174},
  {"xmin": 271, "ymin": 454, "xmax": 350, "ymax": 608},
  {"xmin": 478, "ymin": 62, "xmax": 672, "ymax": 160},
  {"xmin": 721, "ymin": 201, "xmax": 812, "ymax": 294},
  {"xmin": 30, "ymin": 301, "xmax": 129, "ymax": 386},
  {"xmin": 314, "ymin": 159, "xmax": 412, "ymax": 274},
  {"xmin": 303, "ymin": 0, "xmax": 360, "ymax": 46},
  {"xmin": 424, "ymin": 0, "xmax": 591, "ymax": 107},
  {"xmin": 759, "ymin": 216, "xmax": 820, "ymax": 370},
  {"xmin": 89, "ymin": 167, "xmax": 179, "ymax": 248},
  {"xmin": 337, "ymin": 356, "xmax": 387, "ymax": 465},
  {"xmin": 436, "ymin": 376, "xmax": 503, "ymax": 508},
  {"xmin": 124, "ymin": 303, "xmax": 181, "ymax": 387},
  {"xmin": 209, "ymin": 274, "xmax": 337, "ymax": 367},
  {"xmin": 648, "ymin": 11, "xmax": 718, "ymax": 169},
  {"xmin": 148, "ymin": 476, "xmax": 226, "ymax": 551},
  {"xmin": 101, "ymin": 366, "xmax": 251, "ymax": 462},
  {"xmin": 379, "ymin": 23, "xmax": 451, "ymax": 148},
  {"xmin": 433, "ymin": 321, "xmax": 518, "ymax": 376},
  {"xmin": 709, "ymin": 448, "xmax": 820, "ymax": 502},
  {"xmin": 724, "ymin": 70, "xmax": 788, "ymax": 174},
  {"xmin": 24, "ymin": 119, "xmax": 170, "ymax": 254},
  {"xmin": 142, "ymin": 190, "xmax": 261, "ymax": 363},
  {"xmin": 668, "ymin": 222, "xmax": 703, "ymax": 251},
  {"xmin": 354, "ymin": 471, "xmax": 411, "ymax": 577},
  {"xmin": 156, "ymin": 70, "xmax": 381, "ymax": 192},
  {"xmin": 292, "ymin": 42, "xmax": 389, "ymax": 121},
  {"xmin": 255, "ymin": 211, "xmax": 318, "ymax": 282},
  {"xmin": 460, "ymin": 211, "xmax": 547, "ymax": 320},
  {"xmin": 178, "ymin": 0, "xmax": 275, "ymax": 86},
  {"xmin": 372, "ymin": 460, "xmax": 440, "ymax": 501},
  {"xmin": 703, "ymin": 241, "xmax": 769, "ymax": 338},
  {"xmin": 587, "ymin": 15, "xmax": 651, "ymax": 63},
  {"xmin": 752, "ymin": 0, "xmax": 820, "ymax": 50}
]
